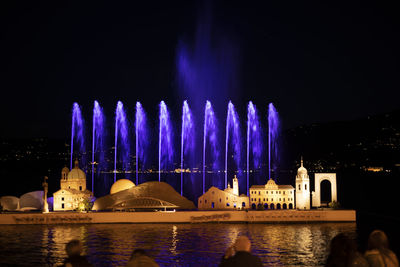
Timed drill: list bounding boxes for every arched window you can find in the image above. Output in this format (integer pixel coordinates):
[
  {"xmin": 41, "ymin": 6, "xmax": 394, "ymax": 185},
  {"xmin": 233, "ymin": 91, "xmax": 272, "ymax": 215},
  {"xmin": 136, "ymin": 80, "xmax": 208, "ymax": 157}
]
[{"xmin": 242, "ymin": 202, "xmax": 246, "ymax": 207}]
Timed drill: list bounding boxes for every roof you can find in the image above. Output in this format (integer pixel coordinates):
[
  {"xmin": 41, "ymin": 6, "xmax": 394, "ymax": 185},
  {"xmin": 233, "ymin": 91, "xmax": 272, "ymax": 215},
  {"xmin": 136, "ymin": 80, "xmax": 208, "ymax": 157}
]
[
  {"xmin": 54, "ymin": 189, "xmax": 92, "ymax": 195},
  {"xmin": 250, "ymin": 184, "xmax": 294, "ymax": 190}
]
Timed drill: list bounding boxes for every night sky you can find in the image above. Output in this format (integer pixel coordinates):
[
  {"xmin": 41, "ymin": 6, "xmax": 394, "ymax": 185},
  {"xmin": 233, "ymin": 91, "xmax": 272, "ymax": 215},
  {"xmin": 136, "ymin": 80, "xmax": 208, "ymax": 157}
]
[{"xmin": 1, "ymin": 1, "xmax": 399, "ymax": 139}]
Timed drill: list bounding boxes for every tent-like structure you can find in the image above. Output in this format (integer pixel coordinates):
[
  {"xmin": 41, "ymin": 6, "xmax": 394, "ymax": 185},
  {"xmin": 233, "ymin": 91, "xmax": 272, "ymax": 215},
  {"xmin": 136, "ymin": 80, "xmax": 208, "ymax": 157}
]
[{"xmin": 93, "ymin": 181, "xmax": 195, "ymax": 211}]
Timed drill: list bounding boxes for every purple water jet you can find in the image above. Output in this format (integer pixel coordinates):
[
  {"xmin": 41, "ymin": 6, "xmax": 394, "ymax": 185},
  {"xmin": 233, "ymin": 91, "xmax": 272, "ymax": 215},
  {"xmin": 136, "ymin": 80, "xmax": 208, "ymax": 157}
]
[
  {"xmin": 247, "ymin": 101, "xmax": 262, "ymax": 196},
  {"xmin": 70, "ymin": 103, "xmax": 85, "ymax": 170},
  {"xmin": 225, "ymin": 101, "xmax": 241, "ymax": 189},
  {"xmin": 268, "ymin": 103, "xmax": 280, "ymax": 180},
  {"xmin": 135, "ymin": 102, "xmax": 148, "ymax": 185},
  {"xmin": 181, "ymin": 100, "xmax": 194, "ymax": 195},
  {"xmin": 159, "ymin": 101, "xmax": 174, "ymax": 182},
  {"xmin": 114, "ymin": 101, "xmax": 130, "ymax": 183},
  {"xmin": 203, "ymin": 100, "xmax": 219, "ymax": 194},
  {"xmin": 92, "ymin": 100, "xmax": 105, "ymax": 194}
]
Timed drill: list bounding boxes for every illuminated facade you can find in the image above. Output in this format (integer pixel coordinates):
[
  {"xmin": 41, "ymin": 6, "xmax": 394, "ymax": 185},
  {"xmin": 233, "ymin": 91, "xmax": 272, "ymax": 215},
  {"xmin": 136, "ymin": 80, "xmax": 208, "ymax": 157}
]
[
  {"xmin": 53, "ymin": 160, "xmax": 93, "ymax": 211},
  {"xmin": 295, "ymin": 158, "xmax": 311, "ymax": 209},
  {"xmin": 250, "ymin": 179, "xmax": 295, "ymax": 209},
  {"xmin": 198, "ymin": 175, "xmax": 249, "ymax": 210}
]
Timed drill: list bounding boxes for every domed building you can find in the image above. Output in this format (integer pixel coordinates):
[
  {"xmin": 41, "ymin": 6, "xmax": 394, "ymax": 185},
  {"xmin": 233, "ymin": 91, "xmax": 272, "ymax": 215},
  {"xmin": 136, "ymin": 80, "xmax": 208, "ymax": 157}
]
[{"xmin": 53, "ymin": 160, "xmax": 93, "ymax": 211}]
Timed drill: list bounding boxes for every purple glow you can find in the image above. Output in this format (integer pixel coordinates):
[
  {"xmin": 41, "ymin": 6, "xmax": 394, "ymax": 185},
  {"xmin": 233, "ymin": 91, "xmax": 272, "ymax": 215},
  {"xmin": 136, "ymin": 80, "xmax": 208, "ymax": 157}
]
[
  {"xmin": 92, "ymin": 100, "xmax": 105, "ymax": 194},
  {"xmin": 225, "ymin": 101, "xmax": 241, "ymax": 189},
  {"xmin": 181, "ymin": 100, "xmax": 194, "ymax": 195},
  {"xmin": 70, "ymin": 103, "xmax": 85, "ymax": 170},
  {"xmin": 159, "ymin": 101, "xmax": 174, "ymax": 182},
  {"xmin": 135, "ymin": 102, "xmax": 148, "ymax": 185},
  {"xmin": 247, "ymin": 101, "xmax": 262, "ymax": 196},
  {"xmin": 268, "ymin": 103, "xmax": 280, "ymax": 180},
  {"xmin": 114, "ymin": 101, "xmax": 130, "ymax": 183},
  {"xmin": 203, "ymin": 100, "xmax": 219, "ymax": 194}
]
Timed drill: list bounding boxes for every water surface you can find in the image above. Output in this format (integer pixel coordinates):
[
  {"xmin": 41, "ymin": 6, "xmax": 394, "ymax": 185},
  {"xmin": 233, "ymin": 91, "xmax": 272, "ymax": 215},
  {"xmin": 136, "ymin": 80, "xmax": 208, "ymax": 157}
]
[{"xmin": 0, "ymin": 223, "xmax": 356, "ymax": 266}]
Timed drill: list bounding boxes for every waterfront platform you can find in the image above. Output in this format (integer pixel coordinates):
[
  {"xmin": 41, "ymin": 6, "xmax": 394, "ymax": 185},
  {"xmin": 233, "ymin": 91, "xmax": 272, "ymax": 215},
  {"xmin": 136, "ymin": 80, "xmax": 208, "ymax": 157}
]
[{"xmin": 0, "ymin": 209, "xmax": 355, "ymax": 225}]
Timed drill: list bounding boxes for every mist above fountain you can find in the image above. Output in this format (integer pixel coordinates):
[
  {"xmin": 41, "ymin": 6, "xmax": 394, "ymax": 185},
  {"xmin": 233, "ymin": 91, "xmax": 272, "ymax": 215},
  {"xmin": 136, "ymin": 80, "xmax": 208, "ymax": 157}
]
[
  {"xmin": 70, "ymin": 103, "xmax": 85, "ymax": 170},
  {"xmin": 268, "ymin": 103, "xmax": 280, "ymax": 180},
  {"xmin": 159, "ymin": 101, "xmax": 174, "ymax": 182},
  {"xmin": 92, "ymin": 100, "xmax": 105, "ymax": 194},
  {"xmin": 181, "ymin": 100, "xmax": 194, "ymax": 195},
  {"xmin": 225, "ymin": 101, "xmax": 241, "ymax": 189},
  {"xmin": 114, "ymin": 101, "xmax": 130, "ymax": 183},
  {"xmin": 135, "ymin": 102, "xmax": 148, "ymax": 185}
]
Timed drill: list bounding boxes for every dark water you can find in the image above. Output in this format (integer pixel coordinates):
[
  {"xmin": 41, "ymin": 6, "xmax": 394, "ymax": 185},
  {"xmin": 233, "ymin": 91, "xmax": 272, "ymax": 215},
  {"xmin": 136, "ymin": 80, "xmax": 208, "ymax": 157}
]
[{"xmin": 0, "ymin": 223, "xmax": 357, "ymax": 266}]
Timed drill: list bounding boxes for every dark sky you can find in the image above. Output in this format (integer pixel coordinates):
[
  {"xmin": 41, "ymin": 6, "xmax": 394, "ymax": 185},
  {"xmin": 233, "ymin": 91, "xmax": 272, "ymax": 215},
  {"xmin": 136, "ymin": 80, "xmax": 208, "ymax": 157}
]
[{"xmin": 1, "ymin": 1, "xmax": 399, "ymax": 139}]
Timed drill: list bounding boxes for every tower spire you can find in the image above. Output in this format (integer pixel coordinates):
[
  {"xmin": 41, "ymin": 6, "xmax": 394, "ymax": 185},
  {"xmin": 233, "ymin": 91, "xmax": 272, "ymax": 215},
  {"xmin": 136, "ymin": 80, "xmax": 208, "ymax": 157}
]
[{"xmin": 301, "ymin": 156, "xmax": 303, "ymax": 167}]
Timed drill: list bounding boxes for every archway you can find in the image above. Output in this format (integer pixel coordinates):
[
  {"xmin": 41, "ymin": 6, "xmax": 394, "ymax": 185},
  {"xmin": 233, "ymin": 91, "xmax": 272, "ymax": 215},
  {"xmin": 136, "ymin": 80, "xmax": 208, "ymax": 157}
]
[
  {"xmin": 264, "ymin": 203, "xmax": 268, "ymax": 210},
  {"xmin": 251, "ymin": 203, "xmax": 256, "ymax": 210},
  {"xmin": 283, "ymin": 203, "xmax": 287, "ymax": 209},
  {"xmin": 312, "ymin": 173, "xmax": 337, "ymax": 208},
  {"xmin": 270, "ymin": 203, "xmax": 275, "ymax": 210},
  {"xmin": 320, "ymin": 180, "xmax": 332, "ymax": 207},
  {"xmin": 276, "ymin": 203, "xmax": 281, "ymax": 209},
  {"xmin": 289, "ymin": 203, "xmax": 293, "ymax": 209}
]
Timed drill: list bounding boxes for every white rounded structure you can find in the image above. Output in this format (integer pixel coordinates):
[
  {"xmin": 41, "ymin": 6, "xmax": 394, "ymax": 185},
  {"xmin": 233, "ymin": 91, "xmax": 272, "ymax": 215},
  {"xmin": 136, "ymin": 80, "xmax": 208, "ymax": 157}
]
[{"xmin": 110, "ymin": 179, "xmax": 135, "ymax": 195}]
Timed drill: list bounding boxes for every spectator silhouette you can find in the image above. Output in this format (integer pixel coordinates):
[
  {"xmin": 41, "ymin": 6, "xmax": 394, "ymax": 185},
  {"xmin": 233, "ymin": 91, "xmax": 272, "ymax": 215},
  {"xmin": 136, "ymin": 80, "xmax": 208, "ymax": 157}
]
[
  {"xmin": 219, "ymin": 235, "xmax": 263, "ymax": 267},
  {"xmin": 326, "ymin": 233, "xmax": 368, "ymax": 267},
  {"xmin": 126, "ymin": 249, "xmax": 159, "ymax": 267},
  {"xmin": 62, "ymin": 239, "xmax": 92, "ymax": 267},
  {"xmin": 364, "ymin": 230, "xmax": 399, "ymax": 267}
]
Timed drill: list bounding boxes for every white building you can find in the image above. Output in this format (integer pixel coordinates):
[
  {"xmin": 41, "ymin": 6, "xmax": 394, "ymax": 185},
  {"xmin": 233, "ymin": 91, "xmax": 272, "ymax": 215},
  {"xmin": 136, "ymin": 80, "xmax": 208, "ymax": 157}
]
[
  {"xmin": 53, "ymin": 160, "xmax": 93, "ymax": 211},
  {"xmin": 198, "ymin": 175, "xmax": 249, "ymax": 210},
  {"xmin": 250, "ymin": 179, "xmax": 295, "ymax": 210},
  {"xmin": 295, "ymin": 158, "xmax": 310, "ymax": 209}
]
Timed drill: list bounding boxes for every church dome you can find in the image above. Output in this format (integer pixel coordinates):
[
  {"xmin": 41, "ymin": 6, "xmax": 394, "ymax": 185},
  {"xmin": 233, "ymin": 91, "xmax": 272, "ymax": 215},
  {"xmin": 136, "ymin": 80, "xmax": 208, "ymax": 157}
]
[
  {"xmin": 67, "ymin": 160, "xmax": 86, "ymax": 180},
  {"xmin": 110, "ymin": 179, "xmax": 135, "ymax": 195}
]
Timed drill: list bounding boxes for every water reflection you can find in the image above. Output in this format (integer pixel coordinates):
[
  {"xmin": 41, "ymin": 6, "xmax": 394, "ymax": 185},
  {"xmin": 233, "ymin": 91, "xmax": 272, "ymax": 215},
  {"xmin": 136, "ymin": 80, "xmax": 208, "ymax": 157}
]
[{"xmin": 0, "ymin": 223, "xmax": 356, "ymax": 266}]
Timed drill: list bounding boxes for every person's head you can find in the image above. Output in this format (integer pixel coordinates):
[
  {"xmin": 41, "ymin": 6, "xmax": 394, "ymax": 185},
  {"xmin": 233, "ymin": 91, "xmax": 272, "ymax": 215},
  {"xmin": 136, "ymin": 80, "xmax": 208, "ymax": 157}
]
[
  {"xmin": 234, "ymin": 236, "xmax": 251, "ymax": 253},
  {"xmin": 130, "ymin": 249, "xmax": 148, "ymax": 260},
  {"xmin": 327, "ymin": 233, "xmax": 358, "ymax": 267},
  {"xmin": 65, "ymin": 240, "xmax": 83, "ymax": 257},
  {"xmin": 368, "ymin": 230, "xmax": 389, "ymax": 251}
]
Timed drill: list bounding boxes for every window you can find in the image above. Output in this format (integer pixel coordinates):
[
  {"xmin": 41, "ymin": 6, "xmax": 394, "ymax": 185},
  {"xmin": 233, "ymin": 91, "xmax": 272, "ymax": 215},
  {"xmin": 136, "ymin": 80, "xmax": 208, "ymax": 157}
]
[
  {"xmin": 271, "ymin": 191, "xmax": 273, "ymax": 194},
  {"xmin": 279, "ymin": 191, "xmax": 281, "ymax": 194},
  {"xmin": 212, "ymin": 202, "xmax": 215, "ymax": 208},
  {"xmin": 258, "ymin": 191, "xmax": 260, "ymax": 195},
  {"xmin": 276, "ymin": 191, "xmax": 278, "ymax": 194},
  {"xmin": 271, "ymin": 198, "xmax": 273, "ymax": 201},
  {"xmin": 283, "ymin": 191, "xmax": 285, "ymax": 195},
  {"xmin": 61, "ymin": 203, "xmax": 64, "ymax": 209},
  {"xmin": 242, "ymin": 202, "xmax": 246, "ymax": 207},
  {"xmin": 79, "ymin": 186, "xmax": 82, "ymax": 191},
  {"xmin": 219, "ymin": 198, "xmax": 222, "ymax": 202},
  {"xmin": 298, "ymin": 184, "xmax": 301, "ymax": 190},
  {"xmin": 263, "ymin": 198, "xmax": 265, "ymax": 201},
  {"xmin": 283, "ymin": 198, "xmax": 285, "ymax": 202},
  {"xmin": 291, "ymin": 191, "xmax": 293, "ymax": 194},
  {"xmin": 205, "ymin": 200, "xmax": 207, "ymax": 203},
  {"xmin": 234, "ymin": 204, "xmax": 236, "ymax": 208},
  {"xmin": 226, "ymin": 203, "xmax": 230, "ymax": 207},
  {"xmin": 212, "ymin": 191, "xmax": 214, "ymax": 194},
  {"xmin": 266, "ymin": 198, "xmax": 268, "ymax": 201},
  {"xmin": 279, "ymin": 198, "xmax": 281, "ymax": 201},
  {"xmin": 61, "ymin": 197, "xmax": 64, "ymax": 201},
  {"xmin": 305, "ymin": 184, "xmax": 307, "ymax": 190}
]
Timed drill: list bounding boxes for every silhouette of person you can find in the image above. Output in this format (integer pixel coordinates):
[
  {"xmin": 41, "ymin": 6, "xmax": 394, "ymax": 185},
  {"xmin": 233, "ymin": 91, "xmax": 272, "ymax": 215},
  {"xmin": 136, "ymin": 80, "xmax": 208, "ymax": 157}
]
[
  {"xmin": 126, "ymin": 249, "xmax": 159, "ymax": 267},
  {"xmin": 62, "ymin": 239, "xmax": 92, "ymax": 267},
  {"xmin": 364, "ymin": 230, "xmax": 399, "ymax": 267},
  {"xmin": 219, "ymin": 235, "xmax": 263, "ymax": 267},
  {"xmin": 326, "ymin": 233, "xmax": 369, "ymax": 267}
]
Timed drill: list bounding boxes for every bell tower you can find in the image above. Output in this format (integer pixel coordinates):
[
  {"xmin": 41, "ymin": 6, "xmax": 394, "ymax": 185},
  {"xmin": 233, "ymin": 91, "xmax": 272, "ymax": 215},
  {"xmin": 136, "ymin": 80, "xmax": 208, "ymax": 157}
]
[{"xmin": 295, "ymin": 157, "xmax": 310, "ymax": 209}]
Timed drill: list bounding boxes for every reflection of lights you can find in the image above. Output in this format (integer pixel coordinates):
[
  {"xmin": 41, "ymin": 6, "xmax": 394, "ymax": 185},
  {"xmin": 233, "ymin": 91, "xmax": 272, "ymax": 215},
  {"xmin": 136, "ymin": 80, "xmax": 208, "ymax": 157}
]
[{"xmin": 170, "ymin": 225, "xmax": 178, "ymax": 256}]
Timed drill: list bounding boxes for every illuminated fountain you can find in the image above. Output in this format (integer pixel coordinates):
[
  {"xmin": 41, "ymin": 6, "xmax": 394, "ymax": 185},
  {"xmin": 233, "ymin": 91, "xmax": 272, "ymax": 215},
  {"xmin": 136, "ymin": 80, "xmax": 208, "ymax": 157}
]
[
  {"xmin": 114, "ymin": 101, "xmax": 130, "ymax": 183},
  {"xmin": 70, "ymin": 103, "xmax": 85, "ymax": 170},
  {"xmin": 268, "ymin": 103, "xmax": 279, "ymax": 180},
  {"xmin": 92, "ymin": 100, "xmax": 105, "ymax": 194},
  {"xmin": 135, "ymin": 102, "xmax": 148, "ymax": 185},
  {"xmin": 247, "ymin": 101, "xmax": 262, "ymax": 195},
  {"xmin": 181, "ymin": 100, "xmax": 194, "ymax": 195},
  {"xmin": 225, "ymin": 101, "xmax": 241, "ymax": 189},
  {"xmin": 203, "ymin": 100, "xmax": 219, "ymax": 194},
  {"xmin": 159, "ymin": 101, "xmax": 174, "ymax": 182}
]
